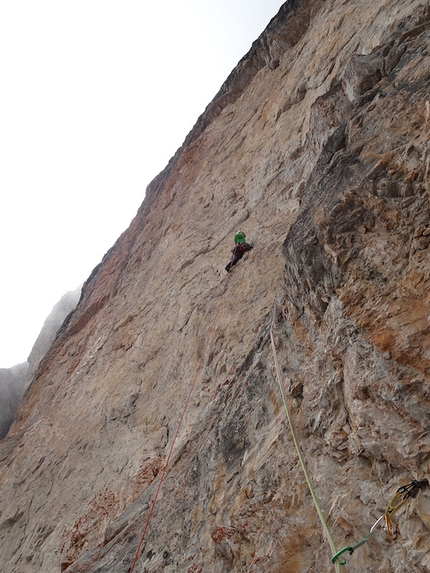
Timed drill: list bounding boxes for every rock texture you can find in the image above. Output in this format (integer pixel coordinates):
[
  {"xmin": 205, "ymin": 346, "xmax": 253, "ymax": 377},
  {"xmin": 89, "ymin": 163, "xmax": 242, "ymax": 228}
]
[{"xmin": 1, "ymin": 1, "xmax": 430, "ymax": 572}]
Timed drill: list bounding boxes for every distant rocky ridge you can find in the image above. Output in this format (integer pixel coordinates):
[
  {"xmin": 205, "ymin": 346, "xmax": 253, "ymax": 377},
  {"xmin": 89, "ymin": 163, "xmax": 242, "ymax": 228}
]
[
  {"xmin": 0, "ymin": 287, "xmax": 80, "ymax": 439},
  {"xmin": 1, "ymin": 1, "xmax": 430, "ymax": 572},
  {"xmin": 25, "ymin": 287, "xmax": 82, "ymax": 384},
  {"xmin": 0, "ymin": 363, "xmax": 28, "ymax": 439}
]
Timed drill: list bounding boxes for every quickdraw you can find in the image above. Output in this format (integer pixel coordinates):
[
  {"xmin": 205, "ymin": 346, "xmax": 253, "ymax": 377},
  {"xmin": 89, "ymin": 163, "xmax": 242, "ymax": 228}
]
[
  {"xmin": 332, "ymin": 516, "xmax": 384, "ymax": 566},
  {"xmin": 332, "ymin": 480, "xmax": 428, "ymax": 566},
  {"xmin": 384, "ymin": 479, "xmax": 428, "ymax": 537},
  {"xmin": 269, "ymin": 327, "xmax": 428, "ymax": 570}
]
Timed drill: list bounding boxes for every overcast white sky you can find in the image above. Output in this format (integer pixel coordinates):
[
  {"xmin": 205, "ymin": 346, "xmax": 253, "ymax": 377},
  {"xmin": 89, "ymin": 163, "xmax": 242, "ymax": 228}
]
[{"xmin": 0, "ymin": 0, "xmax": 284, "ymax": 368}]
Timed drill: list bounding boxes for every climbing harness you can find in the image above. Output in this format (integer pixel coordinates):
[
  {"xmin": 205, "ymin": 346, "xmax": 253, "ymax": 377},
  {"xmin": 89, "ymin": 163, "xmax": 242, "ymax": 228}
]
[
  {"xmin": 270, "ymin": 328, "xmax": 342, "ymax": 573},
  {"xmin": 128, "ymin": 273, "xmax": 232, "ymax": 573}
]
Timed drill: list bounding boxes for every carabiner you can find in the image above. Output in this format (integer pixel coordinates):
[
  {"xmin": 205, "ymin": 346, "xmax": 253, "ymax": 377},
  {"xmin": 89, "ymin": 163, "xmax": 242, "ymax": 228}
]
[
  {"xmin": 331, "ymin": 545, "xmax": 353, "ymax": 566},
  {"xmin": 331, "ymin": 516, "xmax": 384, "ymax": 565}
]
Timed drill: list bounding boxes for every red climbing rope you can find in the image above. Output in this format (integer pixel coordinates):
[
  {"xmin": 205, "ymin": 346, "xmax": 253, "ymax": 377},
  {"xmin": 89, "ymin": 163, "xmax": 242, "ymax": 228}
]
[{"xmin": 128, "ymin": 273, "xmax": 231, "ymax": 573}]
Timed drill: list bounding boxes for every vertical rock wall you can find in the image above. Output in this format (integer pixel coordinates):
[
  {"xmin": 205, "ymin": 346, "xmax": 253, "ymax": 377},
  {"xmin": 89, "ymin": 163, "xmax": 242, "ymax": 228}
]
[{"xmin": 1, "ymin": 1, "xmax": 430, "ymax": 572}]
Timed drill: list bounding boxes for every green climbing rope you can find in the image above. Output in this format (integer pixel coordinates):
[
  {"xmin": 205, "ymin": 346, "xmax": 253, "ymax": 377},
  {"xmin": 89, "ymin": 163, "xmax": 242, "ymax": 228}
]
[{"xmin": 270, "ymin": 329, "xmax": 341, "ymax": 573}]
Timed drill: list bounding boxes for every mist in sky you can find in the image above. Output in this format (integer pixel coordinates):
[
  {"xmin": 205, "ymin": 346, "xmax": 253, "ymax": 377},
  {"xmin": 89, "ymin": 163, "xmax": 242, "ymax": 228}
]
[{"xmin": 0, "ymin": 0, "xmax": 284, "ymax": 367}]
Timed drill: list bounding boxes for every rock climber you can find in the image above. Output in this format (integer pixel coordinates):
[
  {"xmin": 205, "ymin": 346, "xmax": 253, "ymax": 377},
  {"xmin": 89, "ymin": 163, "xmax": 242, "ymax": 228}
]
[{"xmin": 225, "ymin": 230, "xmax": 253, "ymax": 272}]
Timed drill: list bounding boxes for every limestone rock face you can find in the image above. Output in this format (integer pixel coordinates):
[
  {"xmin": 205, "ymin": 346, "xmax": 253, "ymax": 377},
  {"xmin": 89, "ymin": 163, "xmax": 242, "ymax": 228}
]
[{"xmin": 1, "ymin": 1, "xmax": 430, "ymax": 572}]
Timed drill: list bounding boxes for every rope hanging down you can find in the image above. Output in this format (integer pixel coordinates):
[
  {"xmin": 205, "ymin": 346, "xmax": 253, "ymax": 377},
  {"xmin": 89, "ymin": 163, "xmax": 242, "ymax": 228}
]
[
  {"xmin": 270, "ymin": 328, "xmax": 342, "ymax": 573},
  {"xmin": 128, "ymin": 274, "xmax": 231, "ymax": 573},
  {"xmin": 270, "ymin": 327, "xmax": 428, "ymax": 571}
]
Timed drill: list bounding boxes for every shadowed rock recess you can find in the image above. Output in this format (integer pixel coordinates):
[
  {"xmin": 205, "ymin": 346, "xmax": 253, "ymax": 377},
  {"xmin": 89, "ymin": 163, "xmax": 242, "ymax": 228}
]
[{"xmin": 1, "ymin": 1, "xmax": 430, "ymax": 572}]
